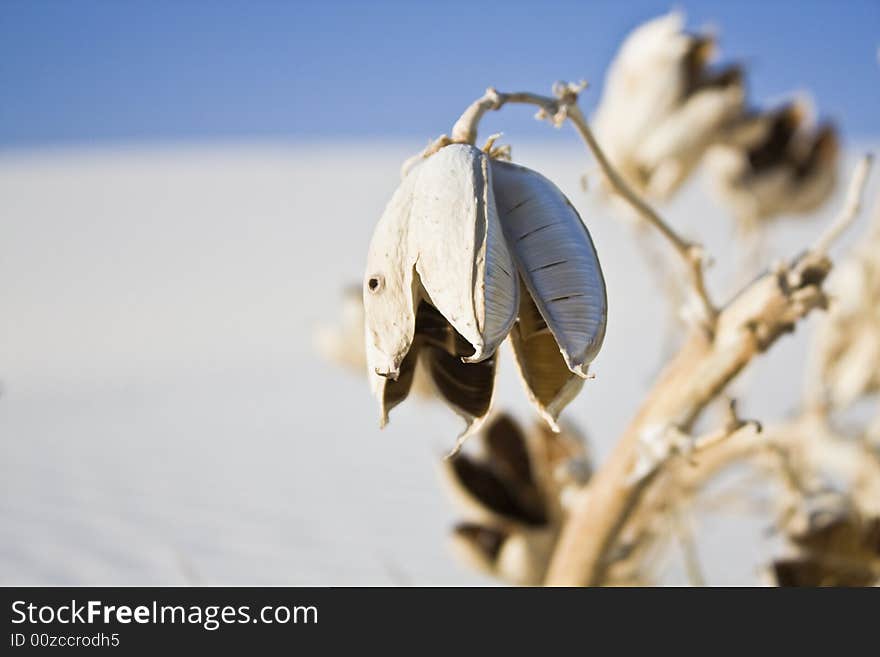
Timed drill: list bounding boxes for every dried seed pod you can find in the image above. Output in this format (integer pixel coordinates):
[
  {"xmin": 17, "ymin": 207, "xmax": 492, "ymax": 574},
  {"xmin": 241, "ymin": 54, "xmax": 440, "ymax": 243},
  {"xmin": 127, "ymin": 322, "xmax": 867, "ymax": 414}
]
[
  {"xmin": 441, "ymin": 413, "xmax": 593, "ymax": 585},
  {"xmin": 364, "ymin": 144, "xmax": 518, "ymax": 378},
  {"xmin": 443, "ymin": 449, "xmax": 546, "ymax": 527},
  {"xmin": 508, "ymin": 289, "xmax": 585, "ymax": 430},
  {"xmin": 706, "ymin": 102, "xmax": 839, "ymax": 229},
  {"xmin": 371, "ymin": 338, "xmax": 420, "ymax": 425},
  {"xmin": 634, "ymin": 66, "xmax": 744, "ymax": 198},
  {"xmin": 592, "ymin": 12, "xmax": 744, "ymax": 199},
  {"xmin": 423, "ymin": 343, "xmax": 497, "ymax": 430},
  {"xmin": 408, "ymin": 144, "xmax": 519, "ymax": 363},
  {"xmin": 450, "ymin": 523, "xmax": 508, "ymax": 576},
  {"xmin": 364, "ymin": 144, "xmax": 607, "ymax": 440},
  {"xmin": 363, "ymin": 170, "xmax": 422, "ymax": 379},
  {"xmin": 492, "ymin": 160, "xmax": 607, "ymax": 378},
  {"xmin": 317, "ymin": 285, "xmax": 437, "ymax": 405},
  {"xmin": 371, "ymin": 301, "xmax": 497, "ymax": 432},
  {"xmin": 593, "ymin": 12, "xmax": 699, "ymax": 173}
]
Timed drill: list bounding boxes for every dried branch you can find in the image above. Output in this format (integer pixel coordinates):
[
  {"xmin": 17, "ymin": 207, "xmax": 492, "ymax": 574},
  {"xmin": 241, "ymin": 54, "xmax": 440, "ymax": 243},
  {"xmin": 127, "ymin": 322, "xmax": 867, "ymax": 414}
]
[
  {"xmin": 602, "ymin": 412, "xmax": 762, "ymax": 585},
  {"xmin": 812, "ymin": 154, "xmax": 874, "ymax": 256},
  {"xmin": 414, "ymin": 83, "xmax": 873, "ymax": 585},
  {"xmin": 544, "ymin": 158, "xmax": 873, "ymax": 585},
  {"xmin": 869, "ymin": 188, "xmax": 880, "ymax": 243},
  {"xmin": 602, "ymin": 400, "xmax": 880, "ymax": 586},
  {"xmin": 563, "ymin": 104, "xmax": 717, "ymax": 330},
  {"xmin": 803, "ymin": 158, "xmax": 877, "ymax": 413},
  {"xmin": 443, "ymin": 83, "xmax": 718, "ymax": 329},
  {"xmin": 626, "ymin": 399, "xmax": 761, "ymax": 487}
]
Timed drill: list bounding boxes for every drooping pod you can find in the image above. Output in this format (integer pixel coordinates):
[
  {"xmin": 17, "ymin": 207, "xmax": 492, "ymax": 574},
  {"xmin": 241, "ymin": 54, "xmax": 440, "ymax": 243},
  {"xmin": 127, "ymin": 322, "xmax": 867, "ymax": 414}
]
[
  {"xmin": 492, "ymin": 160, "xmax": 607, "ymax": 375},
  {"xmin": 592, "ymin": 12, "xmax": 703, "ymax": 192},
  {"xmin": 408, "ymin": 144, "xmax": 519, "ymax": 363},
  {"xmin": 706, "ymin": 102, "xmax": 839, "ymax": 230},
  {"xmin": 364, "ymin": 140, "xmax": 607, "ymax": 438},
  {"xmin": 414, "ymin": 301, "xmax": 498, "ymax": 430},
  {"xmin": 363, "ymin": 144, "xmax": 518, "ymax": 434},
  {"xmin": 634, "ymin": 65, "xmax": 744, "ymax": 198},
  {"xmin": 507, "ymin": 290, "xmax": 585, "ymax": 431},
  {"xmin": 363, "ymin": 169, "xmax": 421, "ymax": 380},
  {"xmin": 370, "ymin": 301, "xmax": 499, "ymax": 431},
  {"xmin": 442, "ymin": 413, "xmax": 593, "ymax": 585},
  {"xmin": 592, "ymin": 11, "xmax": 746, "ymax": 200}
]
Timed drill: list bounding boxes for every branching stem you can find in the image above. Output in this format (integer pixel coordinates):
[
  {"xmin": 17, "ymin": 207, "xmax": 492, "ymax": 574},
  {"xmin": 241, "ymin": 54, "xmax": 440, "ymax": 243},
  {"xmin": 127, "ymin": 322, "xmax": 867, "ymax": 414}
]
[
  {"xmin": 428, "ymin": 84, "xmax": 873, "ymax": 586},
  {"xmin": 812, "ymin": 155, "xmax": 874, "ymax": 256},
  {"xmin": 542, "ymin": 156, "xmax": 873, "ymax": 586}
]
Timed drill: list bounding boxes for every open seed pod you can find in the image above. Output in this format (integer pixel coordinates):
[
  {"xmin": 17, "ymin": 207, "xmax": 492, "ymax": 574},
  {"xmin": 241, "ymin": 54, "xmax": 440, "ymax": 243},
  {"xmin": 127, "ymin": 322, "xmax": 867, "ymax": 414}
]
[
  {"xmin": 315, "ymin": 285, "xmax": 437, "ymax": 400},
  {"xmin": 363, "ymin": 143, "xmax": 607, "ymax": 443},
  {"xmin": 441, "ymin": 413, "xmax": 592, "ymax": 585},
  {"xmin": 373, "ymin": 301, "xmax": 498, "ymax": 434},
  {"xmin": 592, "ymin": 11, "xmax": 745, "ymax": 200},
  {"xmin": 364, "ymin": 143, "xmax": 517, "ymax": 382},
  {"xmin": 633, "ymin": 64, "xmax": 744, "ymax": 198},
  {"xmin": 706, "ymin": 101, "xmax": 839, "ymax": 230}
]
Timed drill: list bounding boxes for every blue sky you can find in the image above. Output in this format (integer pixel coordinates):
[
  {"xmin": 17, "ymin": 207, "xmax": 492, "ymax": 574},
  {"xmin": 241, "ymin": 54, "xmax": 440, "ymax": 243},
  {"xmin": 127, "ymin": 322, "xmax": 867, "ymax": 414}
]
[{"xmin": 1, "ymin": 0, "xmax": 878, "ymax": 150}]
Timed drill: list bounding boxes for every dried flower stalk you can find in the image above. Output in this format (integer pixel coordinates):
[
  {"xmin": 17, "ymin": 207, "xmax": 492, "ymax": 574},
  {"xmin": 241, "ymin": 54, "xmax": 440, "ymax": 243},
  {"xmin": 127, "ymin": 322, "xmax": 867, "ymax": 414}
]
[
  {"xmin": 392, "ymin": 80, "xmax": 873, "ymax": 584},
  {"xmin": 544, "ymin": 156, "xmax": 873, "ymax": 585}
]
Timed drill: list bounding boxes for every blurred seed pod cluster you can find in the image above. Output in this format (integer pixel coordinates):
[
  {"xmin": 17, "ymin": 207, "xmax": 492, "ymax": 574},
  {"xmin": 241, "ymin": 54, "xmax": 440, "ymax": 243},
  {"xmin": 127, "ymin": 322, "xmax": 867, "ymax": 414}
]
[
  {"xmin": 593, "ymin": 12, "xmax": 745, "ymax": 200},
  {"xmin": 707, "ymin": 102, "xmax": 839, "ymax": 231},
  {"xmin": 761, "ymin": 406, "xmax": 880, "ymax": 586},
  {"xmin": 441, "ymin": 413, "xmax": 592, "ymax": 585},
  {"xmin": 593, "ymin": 12, "xmax": 839, "ymax": 229}
]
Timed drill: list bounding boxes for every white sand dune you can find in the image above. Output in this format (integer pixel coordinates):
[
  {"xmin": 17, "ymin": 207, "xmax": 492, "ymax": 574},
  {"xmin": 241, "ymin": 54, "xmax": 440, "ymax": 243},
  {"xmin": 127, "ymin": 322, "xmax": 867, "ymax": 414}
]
[{"xmin": 1, "ymin": 140, "xmax": 876, "ymax": 585}]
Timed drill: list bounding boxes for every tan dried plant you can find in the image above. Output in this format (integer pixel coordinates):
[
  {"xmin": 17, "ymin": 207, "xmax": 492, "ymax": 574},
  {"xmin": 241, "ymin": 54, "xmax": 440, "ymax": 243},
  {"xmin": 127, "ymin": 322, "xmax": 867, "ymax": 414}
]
[{"xmin": 316, "ymin": 13, "xmax": 878, "ymax": 586}]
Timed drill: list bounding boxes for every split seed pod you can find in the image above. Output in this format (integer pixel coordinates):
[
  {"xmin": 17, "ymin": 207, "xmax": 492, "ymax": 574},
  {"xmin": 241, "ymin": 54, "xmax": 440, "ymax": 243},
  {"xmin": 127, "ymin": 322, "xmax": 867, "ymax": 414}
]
[
  {"xmin": 363, "ymin": 144, "xmax": 517, "ymax": 435},
  {"xmin": 363, "ymin": 143, "xmax": 607, "ymax": 440},
  {"xmin": 706, "ymin": 102, "xmax": 839, "ymax": 230},
  {"xmin": 364, "ymin": 143, "xmax": 518, "ymax": 377},
  {"xmin": 492, "ymin": 160, "xmax": 607, "ymax": 429},
  {"xmin": 592, "ymin": 11, "xmax": 745, "ymax": 200},
  {"xmin": 441, "ymin": 413, "xmax": 592, "ymax": 585}
]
